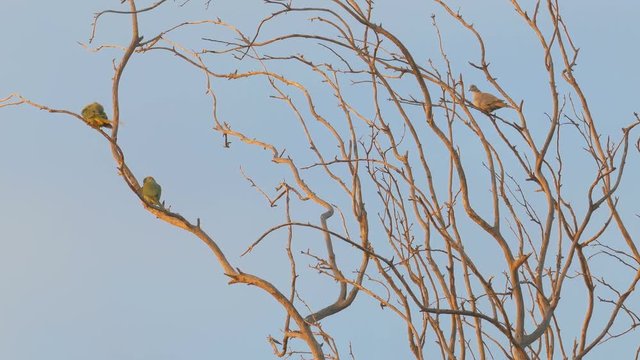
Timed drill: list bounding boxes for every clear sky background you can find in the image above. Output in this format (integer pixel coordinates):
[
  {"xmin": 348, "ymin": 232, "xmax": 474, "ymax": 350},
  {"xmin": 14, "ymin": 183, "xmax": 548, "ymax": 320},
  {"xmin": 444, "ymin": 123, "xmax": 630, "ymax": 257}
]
[{"xmin": 1, "ymin": 1, "xmax": 639, "ymax": 359}]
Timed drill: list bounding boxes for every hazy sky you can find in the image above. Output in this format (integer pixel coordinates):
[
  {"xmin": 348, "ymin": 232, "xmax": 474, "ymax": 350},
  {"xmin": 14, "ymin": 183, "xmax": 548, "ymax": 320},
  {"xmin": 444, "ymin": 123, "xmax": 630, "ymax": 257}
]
[{"xmin": 2, "ymin": 1, "xmax": 639, "ymax": 359}]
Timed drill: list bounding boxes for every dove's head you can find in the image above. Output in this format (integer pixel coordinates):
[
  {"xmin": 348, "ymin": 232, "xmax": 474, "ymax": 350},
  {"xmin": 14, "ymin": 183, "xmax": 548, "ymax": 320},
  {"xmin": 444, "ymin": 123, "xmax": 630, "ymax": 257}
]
[
  {"xmin": 469, "ymin": 85, "xmax": 479, "ymax": 92},
  {"xmin": 143, "ymin": 176, "xmax": 155, "ymax": 184}
]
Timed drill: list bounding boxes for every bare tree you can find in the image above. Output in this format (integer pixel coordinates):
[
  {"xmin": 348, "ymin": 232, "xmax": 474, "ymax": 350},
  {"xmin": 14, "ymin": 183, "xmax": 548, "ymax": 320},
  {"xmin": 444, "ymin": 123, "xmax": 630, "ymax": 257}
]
[{"xmin": 3, "ymin": 1, "xmax": 640, "ymax": 359}]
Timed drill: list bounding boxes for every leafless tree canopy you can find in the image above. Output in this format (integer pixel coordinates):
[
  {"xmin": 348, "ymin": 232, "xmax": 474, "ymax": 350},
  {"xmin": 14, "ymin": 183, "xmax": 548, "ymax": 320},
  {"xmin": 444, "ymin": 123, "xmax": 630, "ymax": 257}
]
[{"xmin": 3, "ymin": 1, "xmax": 640, "ymax": 359}]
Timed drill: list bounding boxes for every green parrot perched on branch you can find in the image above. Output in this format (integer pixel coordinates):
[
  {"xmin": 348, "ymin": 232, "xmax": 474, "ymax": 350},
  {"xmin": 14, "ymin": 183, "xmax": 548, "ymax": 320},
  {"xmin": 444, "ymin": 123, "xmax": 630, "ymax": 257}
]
[
  {"xmin": 142, "ymin": 176, "xmax": 162, "ymax": 207},
  {"xmin": 81, "ymin": 102, "xmax": 112, "ymax": 128}
]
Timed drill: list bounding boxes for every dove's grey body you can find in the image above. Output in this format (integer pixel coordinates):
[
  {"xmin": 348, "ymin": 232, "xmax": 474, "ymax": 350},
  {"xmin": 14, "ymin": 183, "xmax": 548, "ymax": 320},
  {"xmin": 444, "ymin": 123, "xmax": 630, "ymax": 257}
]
[{"xmin": 469, "ymin": 85, "xmax": 509, "ymax": 113}]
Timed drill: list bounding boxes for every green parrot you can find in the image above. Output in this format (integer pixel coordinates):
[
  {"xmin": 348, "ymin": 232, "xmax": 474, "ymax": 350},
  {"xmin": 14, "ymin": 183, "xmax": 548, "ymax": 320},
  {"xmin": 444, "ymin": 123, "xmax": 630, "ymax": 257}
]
[
  {"xmin": 142, "ymin": 176, "xmax": 162, "ymax": 207},
  {"xmin": 81, "ymin": 102, "xmax": 112, "ymax": 128}
]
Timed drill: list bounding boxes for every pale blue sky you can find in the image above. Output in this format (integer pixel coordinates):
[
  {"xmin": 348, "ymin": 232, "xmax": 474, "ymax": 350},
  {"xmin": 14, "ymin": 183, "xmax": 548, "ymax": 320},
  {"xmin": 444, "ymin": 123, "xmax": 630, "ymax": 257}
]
[{"xmin": 1, "ymin": 1, "xmax": 639, "ymax": 359}]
